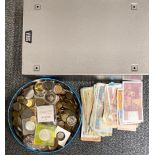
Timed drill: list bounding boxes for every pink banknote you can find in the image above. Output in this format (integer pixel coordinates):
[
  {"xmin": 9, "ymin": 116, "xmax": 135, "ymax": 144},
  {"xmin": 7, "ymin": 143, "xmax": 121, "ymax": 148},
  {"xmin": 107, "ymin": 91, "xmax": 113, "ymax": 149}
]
[{"xmin": 123, "ymin": 81, "xmax": 143, "ymax": 124}]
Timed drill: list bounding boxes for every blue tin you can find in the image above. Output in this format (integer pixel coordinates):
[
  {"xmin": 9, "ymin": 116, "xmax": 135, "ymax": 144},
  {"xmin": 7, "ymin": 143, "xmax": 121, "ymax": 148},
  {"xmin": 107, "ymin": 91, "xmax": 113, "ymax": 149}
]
[{"xmin": 8, "ymin": 78, "xmax": 82, "ymax": 154}]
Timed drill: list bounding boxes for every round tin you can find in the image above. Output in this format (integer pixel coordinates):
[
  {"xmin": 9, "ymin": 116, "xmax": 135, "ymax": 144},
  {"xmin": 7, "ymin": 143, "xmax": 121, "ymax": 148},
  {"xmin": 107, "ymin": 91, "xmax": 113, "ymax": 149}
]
[{"xmin": 8, "ymin": 78, "xmax": 82, "ymax": 154}]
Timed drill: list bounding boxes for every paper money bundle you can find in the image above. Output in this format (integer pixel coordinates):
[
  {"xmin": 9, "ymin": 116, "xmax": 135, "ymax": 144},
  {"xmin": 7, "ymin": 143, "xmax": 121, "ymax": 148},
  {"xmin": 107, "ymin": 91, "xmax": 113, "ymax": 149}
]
[{"xmin": 80, "ymin": 81, "xmax": 143, "ymax": 142}]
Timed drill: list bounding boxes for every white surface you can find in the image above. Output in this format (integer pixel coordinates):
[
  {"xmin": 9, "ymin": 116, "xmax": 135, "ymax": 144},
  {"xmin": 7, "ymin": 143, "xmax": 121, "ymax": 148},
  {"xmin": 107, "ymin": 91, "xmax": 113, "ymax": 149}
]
[
  {"xmin": 56, "ymin": 126, "xmax": 71, "ymax": 147},
  {"xmin": 37, "ymin": 105, "xmax": 54, "ymax": 123}
]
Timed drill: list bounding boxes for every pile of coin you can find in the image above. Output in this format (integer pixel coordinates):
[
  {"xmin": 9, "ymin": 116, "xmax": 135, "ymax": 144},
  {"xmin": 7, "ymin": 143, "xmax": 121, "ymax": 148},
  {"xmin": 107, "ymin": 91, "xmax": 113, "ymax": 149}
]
[{"xmin": 11, "ymin": 79, "xmax": 80, "ymax": 152}]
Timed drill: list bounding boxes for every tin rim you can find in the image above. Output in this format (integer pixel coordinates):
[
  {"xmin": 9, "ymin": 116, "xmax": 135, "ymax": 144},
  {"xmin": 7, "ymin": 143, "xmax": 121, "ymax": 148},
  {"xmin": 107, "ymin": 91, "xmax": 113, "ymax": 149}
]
[{"xmin": 8, "ymin": 78, "xmax": 82, "ymax": 154}]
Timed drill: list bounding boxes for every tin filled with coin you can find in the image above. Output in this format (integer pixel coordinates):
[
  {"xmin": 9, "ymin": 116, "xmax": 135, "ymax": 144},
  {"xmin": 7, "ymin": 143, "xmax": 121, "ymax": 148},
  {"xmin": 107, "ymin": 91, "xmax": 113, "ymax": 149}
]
[{"xmin": 8, "ymin": 78, "xmax": 82, "ymax": 153}]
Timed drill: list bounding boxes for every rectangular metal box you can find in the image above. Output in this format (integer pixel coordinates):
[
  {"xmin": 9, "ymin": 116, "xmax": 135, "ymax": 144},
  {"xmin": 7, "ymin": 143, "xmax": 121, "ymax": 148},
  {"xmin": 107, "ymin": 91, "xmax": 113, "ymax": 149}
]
[{"xmin": 22, "ymin": 0, "xmax": 149, "ymax": 75}]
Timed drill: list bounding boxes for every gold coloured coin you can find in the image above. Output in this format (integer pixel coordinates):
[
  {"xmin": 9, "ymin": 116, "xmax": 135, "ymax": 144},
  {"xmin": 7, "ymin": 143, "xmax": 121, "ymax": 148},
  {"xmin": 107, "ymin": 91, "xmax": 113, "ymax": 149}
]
[
  {"xmin": 17, "ymin": 96, "xmax": 25, "ymax": 102},
  {"xmin": 56, "ymin": 102, "xmax": 63, "ymax": 109},
  {"xmin": 30, "ymin": 116, "xmax": 36, "ymax": 122},
  {"xmin": 26, "ymin": 99, "xmax": 34, "ymax": 107},
  {"xmin": 34, "ymin": 82, "xmax": 44, "ymax": 92},
  {"xmin": 53, "ymin": 84, "xmax": 63, "ymax": 94}
]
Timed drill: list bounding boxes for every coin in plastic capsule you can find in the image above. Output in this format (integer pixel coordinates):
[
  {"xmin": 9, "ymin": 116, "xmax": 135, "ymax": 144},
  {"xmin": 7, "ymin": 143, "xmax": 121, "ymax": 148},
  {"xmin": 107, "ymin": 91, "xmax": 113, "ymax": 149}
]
[
  {"xmin": 52, "ymin": 95, "xmax": 60, "ymax": 105},
  {"xmin": 45, "ymin": 92, "xmax": 56, "ymax": 104},
  {"xmin": 66, "ymin": 115, "xmax": 77, "ymax": 127},
  {"xmin": 22, "ymin": 118, "xmax": 35, "ymax": 136},
  {"xmin": 56, "ymin": 131, "xmax": 65, "ymax": 141},
  {"xmin": 25, "ymin": 121, "xmax": 35, "ymax": 131},
  {"xmin": 43, "ymin": 81, "xmax": 55, "ymax": 92}
]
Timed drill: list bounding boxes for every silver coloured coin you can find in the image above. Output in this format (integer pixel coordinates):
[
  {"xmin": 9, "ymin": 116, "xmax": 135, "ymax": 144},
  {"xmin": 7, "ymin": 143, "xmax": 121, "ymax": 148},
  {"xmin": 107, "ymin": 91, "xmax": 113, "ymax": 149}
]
[
  {"xmin": 66, "ymin": 115, "xmax": 77, "ymax": 127},
  {"xmin": 56, "ymin": 131, "xmax": 65, "ymax": 141},
  {"xmin": 25, "ymin": 88, "xmax": 34, "ymax": 100}
]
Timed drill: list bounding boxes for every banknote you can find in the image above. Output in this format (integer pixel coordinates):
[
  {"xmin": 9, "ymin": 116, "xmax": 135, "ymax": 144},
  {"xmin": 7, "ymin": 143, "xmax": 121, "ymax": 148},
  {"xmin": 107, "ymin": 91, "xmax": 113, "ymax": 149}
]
[
  {"xmin": 117, "ymin": 124, "xmax": 138, "ymax": 131},
  {"xmin": 117, "ymin": 89, "xmax": 138, "ymax": 131},
  {"xmin": 122, "ymin": 81, "xmax": 143, "ymax": 124},
  {"xmin": 105, "ymin": 83, "xmax": 122, "ymax": 128},
  {"xmin": 102, "ymin": 85, "xmax": 111, "ymax": 127},
  {"xmin": 92, "ymin": 83, "xmax": 105, "ymax": 131},
  {"xmin": 122, "ymin": 75, "xmax": 143, "ymax": 81},
  {"xmin": 80, "ymin": 87, "xmax": 101, "ymax": 142},
  {"xmin": 117, "ymin": 89, "xmax": 123, "ymax": 127},
  {"xmin": 90, "ymin": 83, "xmax": 112, "ymax": 137}
]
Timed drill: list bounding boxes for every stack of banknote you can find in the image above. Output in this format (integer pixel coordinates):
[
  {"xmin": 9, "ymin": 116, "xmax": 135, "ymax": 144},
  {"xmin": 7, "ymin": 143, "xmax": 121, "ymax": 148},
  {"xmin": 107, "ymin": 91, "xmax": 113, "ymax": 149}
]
[{"xmin": 80, "ymin": 81, "xmax": 143, "ymax": 142}]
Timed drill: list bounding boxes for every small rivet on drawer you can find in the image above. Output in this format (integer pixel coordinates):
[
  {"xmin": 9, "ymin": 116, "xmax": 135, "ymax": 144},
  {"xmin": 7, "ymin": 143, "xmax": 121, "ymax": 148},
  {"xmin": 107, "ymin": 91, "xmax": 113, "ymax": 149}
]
[
  {"xmin": 131, "ymin": 64, "xmax": 138, "ymax": 72},
  {"xmin": 131, "ymin": 3, "xmax": 138, "ymax": 10},
  {"xmin": 34, "ymin": 4, "xmax": 41, "ymax": 10},
  {"xmin": 33, "ymin": 65, "xmax": 40, "ymax": 71}
]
